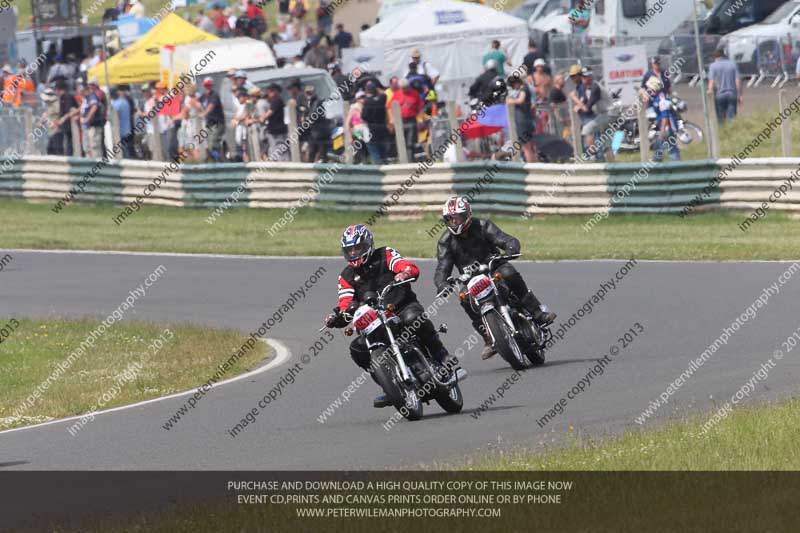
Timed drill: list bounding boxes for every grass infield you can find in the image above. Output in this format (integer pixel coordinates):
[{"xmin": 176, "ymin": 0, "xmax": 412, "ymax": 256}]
[{"xmin": 0, "ymin": 317, "xmax": 270, "ymax": 431}]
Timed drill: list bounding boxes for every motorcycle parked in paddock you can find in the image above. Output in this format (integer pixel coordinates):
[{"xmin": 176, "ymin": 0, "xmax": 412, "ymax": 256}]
[
  {"xmin": 608, "ymin": 90, "xmax": 704, "ymax": 154},
  {"xmin": 321, "ymin": 279, "xmax": 466, "ymax": 421},
  {"xmin": 440, "ymin": 254, "xmax": 551, "ymax": 371}
]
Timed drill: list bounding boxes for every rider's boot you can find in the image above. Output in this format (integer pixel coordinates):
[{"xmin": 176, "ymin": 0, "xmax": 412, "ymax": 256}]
[
  {"xmin": 522, "ymin": 291, "xmax": 556, "ymax": 325},
  {"xmin": 475, "ymin": 321, "xmax": 497, "ymax": 360},
  {"xmin": 373, "ymin": 393, "xmax": 391, "ymax": 408}
]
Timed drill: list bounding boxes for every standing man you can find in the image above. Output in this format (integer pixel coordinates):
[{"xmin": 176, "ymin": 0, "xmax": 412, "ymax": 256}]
[
  {"xmin": 388, "ymin": 78, "xmax": 423, "ymax": 162},
  {"xmin": 708, "ymin": 48, "xmax": 742, "ymax": 123},
  {"xmin": 639, "ymin": 56, "xmax": 671, "ymax": 102},
  {"xmin": 523, "ymin": 40, "xmax": 546, "ymax": 78},
  {"xmin": 332, "ymin": 23, "xmax": 353, "ymax": 56},
  {"xmin": 361, "ymin": 81, "xmax": 389, "ymax": 164},
  {"xmin": 200, "ymin": 77, "xmax": 226, "ymax": 162},
  {"xmin": 303, "ymin": 85, "xmax": 332, "ymax": 163},
  {"xmin": 405, "ymin": 49, "xmax": 439, "ymax": 87},
  {"xmin": 264, "ymin": 83, "xmax": 290, "ymax": 161},
  {"xmin": 570, "ymin": 68, "xmax": 605, "ymax": 161},
  {"xmin": 80, "ymin": 79, "xmax": 105, "ymax": 159},
  {"xmin": 111, "ymin": 87, "xmax": 133, "ymax": 158},
  {"xmin": 52, "ymin": 80, "xmax": 79, "ymax": 156},
  {"xmin": 531, "ymin": 59, "xmax": 552, "ymax": 103},
  {"xmin": 482, "ymin": 40, "xmax": 512, "ymax": 77}
]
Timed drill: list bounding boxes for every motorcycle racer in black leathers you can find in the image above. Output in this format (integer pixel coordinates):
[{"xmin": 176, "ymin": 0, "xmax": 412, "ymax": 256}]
[
  {"xmin": 434, "ymin": 197, "xmax": 556, "ymax": 360},
  {"xmin": 325, "ymin": 224, "xmax": 458, "ymax": 407}
]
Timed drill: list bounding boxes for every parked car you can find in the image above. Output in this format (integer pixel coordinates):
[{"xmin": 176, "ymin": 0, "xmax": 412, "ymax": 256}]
[
  {"xmin": 719, "ymin": 1, "xmax": 800, "ymax": 73},
  {"xmin": 704, "ymin": 0, "xmax": 788, "ymax": 35},
  {"xmin": 244, "ymin": 67, "xmax": 344, "ymax": 124}
]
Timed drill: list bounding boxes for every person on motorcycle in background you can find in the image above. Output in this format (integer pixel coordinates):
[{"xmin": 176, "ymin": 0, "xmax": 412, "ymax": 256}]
[
  {"xmin": 434, "ymin": 197, "xmax": 557, "ymax": 360},
  {"xmin": 325, "ymin": 224, "xmax": 460, "ymax": 407},
  {"xmin": 645, "ymin": 76, "xmax": 680, "ymax": 162}
]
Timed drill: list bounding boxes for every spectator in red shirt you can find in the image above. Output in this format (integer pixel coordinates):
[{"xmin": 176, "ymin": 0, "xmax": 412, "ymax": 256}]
[
  {"xmin": 388, "ymin": 78, "xmax": 423, "ymax": 162},
  {"xmin": 246, "ymin": 0, "xmax": 264, "ymax": 19}
]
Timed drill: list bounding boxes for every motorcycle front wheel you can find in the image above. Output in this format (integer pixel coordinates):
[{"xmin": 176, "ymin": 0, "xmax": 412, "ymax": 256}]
[
  {"xmin": 434, "ymin": 381, "xmax": 464, "ymax": 414},
  {"xmin": 679, "ymin": 122, "xmax": 704, "ymax": 145},
  {"xmin": 371, "ymin": 349, "xmax": 423, "ymax": 421},
  {"xmin": 484, "ymin": 310, "xmax": 527, "ymax": 371}
]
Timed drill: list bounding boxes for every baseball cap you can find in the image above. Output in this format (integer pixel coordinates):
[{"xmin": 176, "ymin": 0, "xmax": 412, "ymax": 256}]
[
  {"xmin": 581, "ymin": 67, "xmax": 593, "ymax": 77},
  {"xmin": 568, "ymin": 64, "xmax": 582, "ymax": 76},
  {"xmin": 88, "ymin": 76, "xmax": 100, "ymax": 85},
  {"xmin": 248, "ymin": 87, "xmax": 262, "ymax": 97},
  {"xmin": 410, "ymin": 48, "xmax": 421, "ymax": 59},
  {"xmin": 141, "ymin": 83, "xmax": 151, "ymax": 91},
  {"xmin": 155, "ymin": 80, "xmax": 167, "ymax": 89},
  {"xmin": 202, "ymin": 77, "xmax": 214, "ymax": 86},
  {"xmin": 354, "ymin": 90, "xmax": 365, "ymax": 99},
  {"xmin": 534, "ymin": 58, "xmax": 546, "ymax": 68},
  {"xmin": 234, "ymin": 70, "xmax": 247, "ymax": 79}
]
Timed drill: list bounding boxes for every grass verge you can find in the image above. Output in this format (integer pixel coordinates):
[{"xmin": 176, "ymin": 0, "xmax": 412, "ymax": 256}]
[
  {"xmin": 459, "ymin": 395, "xmax": 800, "ymax": 470},
  {"xmin": 1, "ymin": 198, "xmax": 798, "ymax": 260},
  {"xmin": 616, "ymin": 106, "xmax": 800, "ymax": 162},
  {"xmin": 0, "ymin": 317, "xmax": 270, "ymax": 430}
]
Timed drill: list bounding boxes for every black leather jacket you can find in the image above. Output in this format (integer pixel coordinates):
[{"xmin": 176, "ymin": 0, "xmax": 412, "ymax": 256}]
[{"xmin": 434, "ymin": 219, "xmax": 521, "ymax": 292}]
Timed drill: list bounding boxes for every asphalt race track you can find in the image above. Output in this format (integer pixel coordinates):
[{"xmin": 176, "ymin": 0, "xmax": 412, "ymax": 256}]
[{"xmin": 1, "ymin": 251, "xmax": 799, "ymax": 470}]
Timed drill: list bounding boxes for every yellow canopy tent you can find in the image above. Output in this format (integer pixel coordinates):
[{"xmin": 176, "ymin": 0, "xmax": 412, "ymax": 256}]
[{"xmin": 89, "ymin": 13, "xmax": 219, "ymax": 85}]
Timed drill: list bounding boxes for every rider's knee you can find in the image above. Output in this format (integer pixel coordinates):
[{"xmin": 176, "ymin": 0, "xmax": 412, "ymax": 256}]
[
  {"xmin": 349, "ymin": 338, "xmax": 371, "ymax": 370},
  {"xmin": 497, "ymin": 262, "xmax": 519, "ymax": 279}
]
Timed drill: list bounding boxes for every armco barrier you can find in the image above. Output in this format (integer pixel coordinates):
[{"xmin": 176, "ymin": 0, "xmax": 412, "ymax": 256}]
[{"xmin": 1, "ymin": 155, "xmax": 799, "ymax": 217}]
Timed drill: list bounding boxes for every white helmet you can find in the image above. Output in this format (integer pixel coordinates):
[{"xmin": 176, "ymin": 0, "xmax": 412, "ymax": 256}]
[
  {"xmin": 442, "ymin": 196, "xmax": 473, "ymax": 235},
  {"xmin": 646, "ymin": 75, "xmax": 663, "ymax": 93}
]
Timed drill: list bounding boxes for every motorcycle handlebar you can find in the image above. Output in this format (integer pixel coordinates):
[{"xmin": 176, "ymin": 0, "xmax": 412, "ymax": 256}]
[
  {"xmin": 378, "ymin": 277, "xmax": 414, "ymax": 301},
  {"xmin": 442, "ymin": 253, "xmax": 522, "ymax": 290}
]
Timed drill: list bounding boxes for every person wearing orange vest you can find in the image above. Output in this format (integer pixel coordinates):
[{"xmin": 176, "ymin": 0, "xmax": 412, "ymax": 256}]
[{"xmin": 1, "ymin": 65, "xmax": 35, "ymax": 108}]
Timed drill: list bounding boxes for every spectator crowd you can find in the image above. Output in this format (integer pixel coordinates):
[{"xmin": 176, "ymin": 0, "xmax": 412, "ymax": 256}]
[{"xmin": 6, "ymin": 0, "xmax": 735, "ymax": 165}]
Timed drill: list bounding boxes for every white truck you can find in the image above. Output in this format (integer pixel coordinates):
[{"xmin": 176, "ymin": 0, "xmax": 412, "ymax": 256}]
[{"xmin": 583, "ymin": 0, "xmax": 696, "ymax": 41}]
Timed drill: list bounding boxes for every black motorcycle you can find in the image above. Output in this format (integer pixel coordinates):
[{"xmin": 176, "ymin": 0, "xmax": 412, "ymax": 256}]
[
  {"xmin": 609, "ymin": 90, "xmax": 703, "ymax": 154},
  {"xmin": 440, "ymin": 254, "xmax": 550, "ymax": 371},
  {"xmin": 323, "ymin": 279, "xmax": 465, "ymax": 421}
]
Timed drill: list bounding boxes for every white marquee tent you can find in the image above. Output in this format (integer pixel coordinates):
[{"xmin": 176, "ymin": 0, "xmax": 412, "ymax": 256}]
[{"xmin": 360, "ymin": 0, "xmax": 528, "ymax": 102}]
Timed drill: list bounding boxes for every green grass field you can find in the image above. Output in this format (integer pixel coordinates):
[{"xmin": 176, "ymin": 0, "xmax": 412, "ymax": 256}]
[
  {"xmin": 1, "ymin": 198, "xmax": 797, "ymax": 260},
  {"xmin": 616, "ymin": 106, "xmax": 800, "ymax": 163},
  {"xmin": 0, "ymin": 317, "xmax": 270, "ymax": 430},
  {"xmin": 460, "ymin": 396, "xmax": 800, "ymax": 470}
]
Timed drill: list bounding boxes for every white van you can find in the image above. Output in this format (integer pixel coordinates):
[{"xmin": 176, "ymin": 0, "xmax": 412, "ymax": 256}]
[{"xmin": 161, "ymin": 37, "xmax": 277, "ymax": 86}]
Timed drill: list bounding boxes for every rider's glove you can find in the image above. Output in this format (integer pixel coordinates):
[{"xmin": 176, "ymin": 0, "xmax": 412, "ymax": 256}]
[
  {"xmin": 325, "ymin": 312, "xmax": 347, "ymax": 328},
  {"xmin": 394, "ymin": 269, "xmax": 414, "ymax": 282}
]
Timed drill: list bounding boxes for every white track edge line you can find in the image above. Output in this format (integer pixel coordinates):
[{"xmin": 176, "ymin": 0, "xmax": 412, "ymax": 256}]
[
  {"xmin": 2, "ymin": 248, "xmax": 799, "ymax": 264},
  {"xmin": 0, "ymin": 338, "xmax": 291, "ymax": 436}
]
